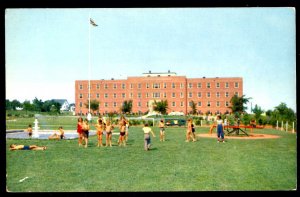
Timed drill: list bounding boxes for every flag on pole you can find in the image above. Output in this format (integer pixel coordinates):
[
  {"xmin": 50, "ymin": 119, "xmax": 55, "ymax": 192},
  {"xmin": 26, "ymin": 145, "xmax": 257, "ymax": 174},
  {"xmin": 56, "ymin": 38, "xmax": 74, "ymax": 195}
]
[{"xmin": 90, "ymin": 18, "xmax": 98, "ymax": 26}]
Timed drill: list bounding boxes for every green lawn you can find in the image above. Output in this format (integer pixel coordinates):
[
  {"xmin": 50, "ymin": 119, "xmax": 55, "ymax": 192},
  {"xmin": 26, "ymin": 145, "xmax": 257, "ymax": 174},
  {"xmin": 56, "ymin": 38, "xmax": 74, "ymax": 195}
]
[{"xmin": 6, "ymin": 127, "xmax": 296, "ymax": 192}]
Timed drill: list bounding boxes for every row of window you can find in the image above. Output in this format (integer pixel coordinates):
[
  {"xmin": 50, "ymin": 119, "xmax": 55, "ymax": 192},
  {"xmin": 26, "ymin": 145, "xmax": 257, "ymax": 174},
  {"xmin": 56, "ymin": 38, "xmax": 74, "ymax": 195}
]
[
  {"xmin": 79, "ymin": 92, "xmax": 240, "ymax": 99},
  {"xmin": 79, "ymin": 82, "xmax": 240, "ymax": 90},
  {"xmin": 78, "ymin": 101, "xmax": 230, "ymax": 108}
]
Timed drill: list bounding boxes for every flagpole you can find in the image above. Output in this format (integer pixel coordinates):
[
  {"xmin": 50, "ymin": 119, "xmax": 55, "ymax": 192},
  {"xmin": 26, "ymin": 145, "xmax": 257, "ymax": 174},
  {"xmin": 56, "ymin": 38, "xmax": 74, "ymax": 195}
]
[{"xmin": 88, "ymin": 12, "xmax": 92, "ymax": 121}]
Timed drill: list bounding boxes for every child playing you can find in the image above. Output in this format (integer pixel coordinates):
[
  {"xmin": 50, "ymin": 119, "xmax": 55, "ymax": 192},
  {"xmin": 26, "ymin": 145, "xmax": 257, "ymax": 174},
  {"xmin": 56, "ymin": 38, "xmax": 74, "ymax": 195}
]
[
  {"xmin": 105, "ymin": 120, "xmax": 114, "ymax": 147},
  {"xmin": 118, "ymin": 119, "xmax": 126, "ymax": 147},
  {"xmin": 186, "ymin": 119, "xmax": 192, "ymax": 142},
  {"xmin": 94, "ymin": 118, "xmax": 104, "ymax": 147},
  {"xmin": 191, "ymin": 122, "xmax": 196, "ymax": 142},
  {"xmin": 159, "ymin": 119, "xmax": 165, "ymax": 142},
  {"xmin": 125, "ymin": 118, "xmax": 129, "ymax": 142},
  {"xmin": 27, "ymin": 124, "xmax": 32, "ymax": 138},
  {"xmin": 9, "ymin": 144, "xmax": 46, "ymax": 151},
  {"xmin": 143, "ymin": 123, "xmax": 156, "ymax": 151},
  {"xmin": 77, "ymin": 117, "xmax": 84, "ymax": 147},
  {"xmin": 82, "ymin": 119, "xmax": 90, "ymax": 148},
  {"xmin": 48, "ymin": 126, "xmax": 65, "ymax": 140}
]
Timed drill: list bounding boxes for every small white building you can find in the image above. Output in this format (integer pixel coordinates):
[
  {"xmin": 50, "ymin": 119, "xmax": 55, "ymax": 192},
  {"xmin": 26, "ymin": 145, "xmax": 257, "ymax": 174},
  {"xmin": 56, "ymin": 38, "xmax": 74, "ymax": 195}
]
[{"xmin": 52, "ymin": 99, "xmax": 70, "ymax": 111}]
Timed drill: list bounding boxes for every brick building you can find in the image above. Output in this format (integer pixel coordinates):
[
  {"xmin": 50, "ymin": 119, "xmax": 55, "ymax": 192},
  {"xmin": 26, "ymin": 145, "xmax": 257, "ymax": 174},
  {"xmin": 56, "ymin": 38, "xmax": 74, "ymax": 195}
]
[{"xmin": 75, "ymin": 71, "xmax": 243, "ymax": 115}]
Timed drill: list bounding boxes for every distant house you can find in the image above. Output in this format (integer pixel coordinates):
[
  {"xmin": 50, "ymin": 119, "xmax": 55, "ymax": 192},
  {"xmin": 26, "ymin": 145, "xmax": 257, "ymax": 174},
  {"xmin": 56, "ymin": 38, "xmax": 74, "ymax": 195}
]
[
  {"xmin": 69, "ymin": 103, "xmax": 75, "ymax": 112},
  {"xmin": 52, "ymin": 99, "xmax": 70, "ymax": 111}
]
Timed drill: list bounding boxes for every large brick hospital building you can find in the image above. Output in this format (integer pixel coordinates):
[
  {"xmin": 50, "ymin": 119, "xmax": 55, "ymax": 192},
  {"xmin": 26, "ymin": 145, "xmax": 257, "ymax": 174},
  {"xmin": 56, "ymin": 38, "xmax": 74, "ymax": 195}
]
[{"xmin": 75, "ymin": 71, "xmax": 243, "ymax": 115}]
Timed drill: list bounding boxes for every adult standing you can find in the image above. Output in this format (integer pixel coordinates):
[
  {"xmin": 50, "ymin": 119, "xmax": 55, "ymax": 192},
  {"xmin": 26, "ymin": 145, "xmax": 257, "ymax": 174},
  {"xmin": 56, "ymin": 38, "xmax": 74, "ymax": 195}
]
[{"xmin": 216, "ymin": 115, "xmax": 225, "ymax": 143}]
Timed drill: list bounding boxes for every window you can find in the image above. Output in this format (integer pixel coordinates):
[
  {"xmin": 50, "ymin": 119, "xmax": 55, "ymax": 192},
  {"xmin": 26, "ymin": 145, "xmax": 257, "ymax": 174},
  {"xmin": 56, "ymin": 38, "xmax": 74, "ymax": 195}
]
[
  {"xmin": 96, "ymin": 84, "xmax": 100, "ymax": 89},
  {"xmin": 235, "ymin": 82, "xmax": 239, "ymax": 88},
  {"xmin": 225, "ymin": 101, "xmax": 229, "ymax": 107},
  {"xmin": 207, "ymin": 101, "xmax": 211, "ymax": 107},
  {"xmin": 113, "ymin": 93, "xmax": 117, "ymax": 98},
  {"xmin": 146, "ymin": 83, "xmax": 150, "ymax": 89},
  {"xmin": 146, "ymin": 93, "xmax": 149, "ymax": 98},
  {"xmin": 105, "ymin": 102, "xmax": 108, "ymax": 107},
  {"xmin": 96, "ymin": 93, "xmax": 100, "ymax": 98},
  {"xmin": 216, "ymin": 101, "xmax": 220, "ymax": 107},
  {"xmin": 180, "ymin": 92, "xmax": 184, "ymax": 98},
  {"xmin": 153, "ymin": 92, "xmax": 160, "ymax": 98},
  {"xmin": 225, "ymin": 92, "xmax": 229, "ymax": 98},
  {"xmin": 138, "ymin": 93, "xmax": 141, "ymax": 98},
  {"xmin": 180, "ymin": 83, "xmax": 184, "ymax": 89},
  {"xmin": 138, "ymin": 102, "xmax": 141, "ymax": 107},
  {"xmin": 164, "ymin": 83, "xmax": 167, "ymax": 88},
  {"xmin": 113, "ymin": 102, "xmax": 117, "ymax": 107},
  {"xmin": 207, "ymin": 92, "xmax": 211, "ymax": 98},
  {"xmin": 235, "ymin": 92, "xmax": 239, "ymax": 96},
  {"xmin": 225, "ymin": 82, "xmax": 229, "ymax": 88},
  {"xmin": 104, "ymin": 93, "xmax": 108, "ymax": 98},
  {"xmin": 188, "ymin": 83, "xmax": 193, "ymax": 88},
  {"xmin": 122, "ymin": 84, "xmax": 126, "ymax": 89},
  {"xmin": 216, "ymin": 92, "xmax": 220, "ymax": 98},
  {"xmin": 79, "ymin": 102, "xmax": 82, "ymax": 107},
  {"xmin": 172, "ymin": 102, "xmax": 176, "ymax": 107},
  {"xmin": 172, "ymin": 83, "xmax": 176, "ymax": 88},
  {"xmin": 197, "ymin": 92, "xmax": 201, "ymax": 98},
  {"xmin": 164, "ymin": 92, "xmax": 167, "ymax": 98},
  {"xmin": 180, "ymin": 102, "xmax": 184, "ymax": 107},
  {"xmin": 113, "ymin": 84, "xmax": 117, "ymax": 89},
  {"xmin": 138, "ymin": 83, "xmax": 141, "ymax": 89},
  {"xmin": 79, "ymin": 94, "xmax": 83, "ymax": 99},
  {"xmin": 172, "ymin": 92, "xmax": 176, "ymax": 98},
  {"xmin": 207, "ymin": 83, "xmax": 211, "ymax": 88},
  {"xmin": 122, "ymin": 93, "xmax": 126, "ymax": 98},
  {"xmin": 130, "ymin": 83, "xmax": 133, "ymax": 89},
  {"xmin": 197, "ymin": 83, "xmax": 202, "ymax": 88},
  {"xmin": 189, "ymin": 101, "xmax": 193, "ymax": 107},
  {"xmin": 130, "ymin": 93, "xmax": 133, "ymax": 98},
  {"xmin": 153, "ymin": 83, "xmax": 160, "ymax": 89},
  {"xmin": 198, "ymin": 102, "xmax": 202, "ymax": 107},
  {"xmin": 188, "ymin": 92, "xmax": 192, "ymax": 98},
  {"xmin": 105, "ymin": 84, "xmax": 108, "ymax": 89},
  {"xmin": 216, "ymin": 82, "xmax": 220, "ymax": 88},
  {"xmin": 79, "ymin": 84, "xmax": 83, "ymax": 90}
]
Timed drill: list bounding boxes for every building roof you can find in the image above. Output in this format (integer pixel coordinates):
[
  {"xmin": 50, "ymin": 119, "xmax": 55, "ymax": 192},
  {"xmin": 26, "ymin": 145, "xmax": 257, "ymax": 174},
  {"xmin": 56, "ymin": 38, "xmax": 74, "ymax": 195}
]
[{"xmin": 142, "ymin": 70, "xmax": 177, "ymax": 77}]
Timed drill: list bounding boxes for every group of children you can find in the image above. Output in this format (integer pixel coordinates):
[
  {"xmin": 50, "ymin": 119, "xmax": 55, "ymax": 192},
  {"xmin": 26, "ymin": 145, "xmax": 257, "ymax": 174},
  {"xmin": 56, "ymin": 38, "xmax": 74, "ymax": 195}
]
[
  {"xmin": 26, "ymin": 124, "xmax": 66, "ymax": 140},
  {"xmin": 18, "ymin": 116, "xmax": 226, "ymax": 151},
  {"xmin": 76, "ymin": 116, "xmax": 130, "ymax": 148}
]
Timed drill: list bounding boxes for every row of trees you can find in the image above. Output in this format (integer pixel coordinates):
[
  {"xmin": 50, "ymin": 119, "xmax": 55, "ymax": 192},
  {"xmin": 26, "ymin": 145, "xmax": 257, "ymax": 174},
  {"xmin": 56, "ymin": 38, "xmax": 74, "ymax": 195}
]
[{"xmin": 6, "ymin": 98, "xmax": 62, "ymax": 114}]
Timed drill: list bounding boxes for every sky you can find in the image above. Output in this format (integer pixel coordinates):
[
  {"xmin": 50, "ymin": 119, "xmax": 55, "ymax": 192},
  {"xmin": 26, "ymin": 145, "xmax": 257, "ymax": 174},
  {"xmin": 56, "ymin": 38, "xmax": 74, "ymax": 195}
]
[{"xmin": 5, "ymin": 8, "xmax": 296, "ymax": 112}]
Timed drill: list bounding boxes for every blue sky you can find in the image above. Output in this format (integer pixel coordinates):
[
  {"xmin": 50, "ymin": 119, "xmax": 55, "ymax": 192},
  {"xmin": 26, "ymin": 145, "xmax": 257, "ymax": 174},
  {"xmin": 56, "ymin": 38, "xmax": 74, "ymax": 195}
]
[{"xmin": 5, "ymin": 8, "xmax": 296, "ymax": 112}]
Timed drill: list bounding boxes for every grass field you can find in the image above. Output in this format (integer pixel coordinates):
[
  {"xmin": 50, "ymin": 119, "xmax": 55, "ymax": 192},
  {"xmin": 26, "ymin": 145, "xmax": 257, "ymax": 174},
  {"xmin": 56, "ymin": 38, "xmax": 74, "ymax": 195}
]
[{"xmin": 6, "ymin": 126, "xmax": 296, "ymax": 192}]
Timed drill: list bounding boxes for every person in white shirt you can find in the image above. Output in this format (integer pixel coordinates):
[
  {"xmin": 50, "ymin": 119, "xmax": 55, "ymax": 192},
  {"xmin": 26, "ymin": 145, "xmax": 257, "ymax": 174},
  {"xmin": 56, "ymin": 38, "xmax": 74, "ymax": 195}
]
[
  {"xmin": 142, "ymin": 123, "xmax": 156, "ymax": 151},
  {"xmin": 216, "ymin": 115, "xmax": 225, "ymax": 143}
]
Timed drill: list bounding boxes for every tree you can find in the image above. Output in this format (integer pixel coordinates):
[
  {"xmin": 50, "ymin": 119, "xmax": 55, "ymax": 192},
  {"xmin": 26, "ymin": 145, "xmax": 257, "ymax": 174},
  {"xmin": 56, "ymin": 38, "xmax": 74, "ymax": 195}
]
[
  {"xmin": 190, "ymin": 100, "xmax": 197, "ymax": 115},
  {"xmin": 121, "ymin": 100, "xmax": 133, "ymax": 114},
  {"xmin": 153, "ymin": 100, "xmax": 168, "ymax": 115},
  {"xmin": 6, "ymin": 99, "xmax": 12, "ymax": 110},
  {"xmin": 85, "ymin": 99, "xmax": 100, "ymax": 114},
  {"xmin": 6, "ymin": 99, "xmax": 22, "ymax": 110},
  {"xmin": 229, "ymin": 95, "xmax": 251, "ymax": 114},
  {"xmin": 32, "ymin": 97, "xmax": 43, "ymax": 112},
  {"xmin": 23, "ymin": 100, "xmax": 33, "ymax": 112},
  {"xmin": 252, "ymin": 104, "xmax": 264, "ymax": 121}
]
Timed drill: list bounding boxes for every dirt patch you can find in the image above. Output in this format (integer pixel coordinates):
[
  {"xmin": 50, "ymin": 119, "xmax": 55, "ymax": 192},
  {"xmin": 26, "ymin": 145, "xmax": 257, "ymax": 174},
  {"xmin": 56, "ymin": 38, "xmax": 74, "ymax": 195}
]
[{"xmin": 197, "ymin": 133, "xmax": 281, "ymax": 139}]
